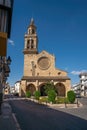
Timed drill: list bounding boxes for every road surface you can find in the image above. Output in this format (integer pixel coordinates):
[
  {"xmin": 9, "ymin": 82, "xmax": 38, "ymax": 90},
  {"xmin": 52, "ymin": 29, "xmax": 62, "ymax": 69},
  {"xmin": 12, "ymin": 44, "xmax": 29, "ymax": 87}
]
[{"xmin": 8, "ymin": 98, "xmax": 87, "ymax": 130}]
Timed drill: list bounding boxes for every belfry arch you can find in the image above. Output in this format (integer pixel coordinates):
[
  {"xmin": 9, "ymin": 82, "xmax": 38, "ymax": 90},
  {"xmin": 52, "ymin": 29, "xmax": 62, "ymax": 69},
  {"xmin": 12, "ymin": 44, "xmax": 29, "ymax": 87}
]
[
  {"xmin": 55, "ymin": 83, "xmax": 66, "ymax": 97},
  {"xmin": 26, "ymin": 84, "xmax": 36, "ymax": 95}
]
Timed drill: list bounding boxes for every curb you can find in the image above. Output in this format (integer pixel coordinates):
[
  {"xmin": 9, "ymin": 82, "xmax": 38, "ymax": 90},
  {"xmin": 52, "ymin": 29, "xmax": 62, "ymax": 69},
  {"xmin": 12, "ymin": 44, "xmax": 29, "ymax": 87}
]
[{"xmin": 26, "ymin": 98, "xmax": 83, "ymax": 108}]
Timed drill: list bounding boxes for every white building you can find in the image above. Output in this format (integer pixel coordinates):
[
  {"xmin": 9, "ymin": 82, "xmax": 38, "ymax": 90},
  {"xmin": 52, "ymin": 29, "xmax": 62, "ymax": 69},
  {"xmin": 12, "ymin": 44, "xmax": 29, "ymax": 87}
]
[
  {"xmin": 79, "ymin": 72, "xmax": 87, "ymax": 96},
  {"xmin": 72, "ymin": 83, "xmax": 81, "ymax": 94},
  {"xmin": 14, "ymin": 81, "xmax": 21, "ymax": 94},
  {"xmin": 10, "ymin": 86, "xmax": 15, "ymax": 94}
]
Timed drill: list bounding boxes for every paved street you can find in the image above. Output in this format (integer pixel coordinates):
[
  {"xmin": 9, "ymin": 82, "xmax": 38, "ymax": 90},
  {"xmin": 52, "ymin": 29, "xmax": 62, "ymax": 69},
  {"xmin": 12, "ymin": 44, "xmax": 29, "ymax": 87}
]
[{"xmin": 8, "ymin": 98, "xmax": 87, "ymax": 130}]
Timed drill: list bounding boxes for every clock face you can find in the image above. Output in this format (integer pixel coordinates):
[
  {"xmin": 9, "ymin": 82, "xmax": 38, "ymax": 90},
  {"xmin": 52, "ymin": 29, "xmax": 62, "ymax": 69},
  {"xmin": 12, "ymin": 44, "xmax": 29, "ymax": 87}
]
[{"xmin": 38, "ymin": 57, "xmax": 50, "ymax": 70}]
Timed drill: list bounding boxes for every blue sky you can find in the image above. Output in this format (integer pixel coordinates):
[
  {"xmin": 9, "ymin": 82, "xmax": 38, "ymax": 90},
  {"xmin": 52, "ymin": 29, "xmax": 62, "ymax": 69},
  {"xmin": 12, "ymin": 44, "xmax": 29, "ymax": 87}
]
[{"xmin": 7, "ymin": 0, "xmax": 87, "ymax": 86}]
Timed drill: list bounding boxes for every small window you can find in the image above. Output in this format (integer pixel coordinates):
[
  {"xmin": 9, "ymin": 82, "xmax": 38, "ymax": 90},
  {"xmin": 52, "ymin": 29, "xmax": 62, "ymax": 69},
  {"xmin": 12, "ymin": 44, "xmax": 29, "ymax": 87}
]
[
  {"xmin": 37, "ymin": 73, "xmax": 39, "ymax": 76},
  {"xmin": 58, "ymin": 72, "xmax": 61, "ymax": 75}
]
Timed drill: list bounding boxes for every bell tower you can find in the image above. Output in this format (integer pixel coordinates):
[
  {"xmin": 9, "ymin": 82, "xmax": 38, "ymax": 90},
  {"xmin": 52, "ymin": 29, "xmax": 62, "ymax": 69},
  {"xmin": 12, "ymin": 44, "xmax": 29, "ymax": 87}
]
[{"xmin": 23, "ymin": 18, "xmax": 38, "ymax": 54}]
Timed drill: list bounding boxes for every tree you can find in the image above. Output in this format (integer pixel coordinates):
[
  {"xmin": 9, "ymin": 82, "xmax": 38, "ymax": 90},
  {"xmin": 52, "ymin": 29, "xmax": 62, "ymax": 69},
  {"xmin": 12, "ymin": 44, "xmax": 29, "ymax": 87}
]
[
  {"xmin": 48, "ymin": 90, "xmax": 56, "ymax": 103},
  {"xmin": 34, "ymin": 91, "xmax": 41, "ymax": 100},
  {"xmin": 67, "ymin": 90, "xmax": 76, "ymax": 103},
  {"xmin": 44, "ymin": 82, "xmax": 56, "ymax": 95}
]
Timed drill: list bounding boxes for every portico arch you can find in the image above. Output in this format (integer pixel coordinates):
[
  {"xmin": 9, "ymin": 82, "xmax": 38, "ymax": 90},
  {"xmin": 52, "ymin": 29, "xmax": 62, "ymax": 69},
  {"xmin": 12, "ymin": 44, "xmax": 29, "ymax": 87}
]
[
  {"xmin": 26, "ymin": 84, "xmax": 36, "ymax": 95},
  {"xmin": 39, "ymin": 83, "xmax": 47, "ymax": 96},
  {"xmin": 55, "ymin": 83, "xmax": 66, "ymax": 97}
]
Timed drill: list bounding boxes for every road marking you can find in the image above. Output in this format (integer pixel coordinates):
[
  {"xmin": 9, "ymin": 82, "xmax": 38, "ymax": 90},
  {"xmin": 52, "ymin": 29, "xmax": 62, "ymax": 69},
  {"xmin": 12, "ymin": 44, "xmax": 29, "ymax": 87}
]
[{"xmin": 12, "ymin": 113, "xmax": 22, "ymax": 130}]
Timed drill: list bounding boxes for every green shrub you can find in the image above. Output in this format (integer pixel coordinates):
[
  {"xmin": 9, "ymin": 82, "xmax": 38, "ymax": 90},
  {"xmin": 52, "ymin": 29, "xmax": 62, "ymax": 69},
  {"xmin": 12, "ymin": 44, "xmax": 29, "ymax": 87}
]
[
  {"xmin": 67, "ymin": 90, "xmax": 76, "ymax": 103},
  {"xmin": 34, "ymin": 91, "xmax": 41, "ymax": 100},
  {"xmin": 44, "ymin": 82, "xmax": 56, "ymax": 95},
  {"xmin": 26, "ymin": 91, "xmax": 31, "ymax": 98},
  {"xmin": 48, "ymin": 90, "xmax": 56, "ymax": 103}
]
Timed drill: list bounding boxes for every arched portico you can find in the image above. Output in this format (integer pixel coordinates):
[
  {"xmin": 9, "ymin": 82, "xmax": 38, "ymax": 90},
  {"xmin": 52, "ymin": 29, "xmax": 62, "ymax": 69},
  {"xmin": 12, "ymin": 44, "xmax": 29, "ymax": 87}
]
[
  {"xmin": 39, "ymin": 83, "xmax": 47, "ymax": 96},
  {"xmin": 26, "ymin": 84, "xmax": 36, "ymax": 95},
  {"xmin": 55, "ymin": 83, "xmax": 66, "ymax": 97}
]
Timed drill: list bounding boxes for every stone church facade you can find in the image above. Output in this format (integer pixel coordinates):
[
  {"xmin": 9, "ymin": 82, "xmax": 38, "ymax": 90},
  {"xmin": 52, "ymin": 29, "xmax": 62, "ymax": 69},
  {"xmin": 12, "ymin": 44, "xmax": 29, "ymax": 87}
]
[{"xmin": 20, "ymin": 18, "xmax": 71, "ymax": 97}]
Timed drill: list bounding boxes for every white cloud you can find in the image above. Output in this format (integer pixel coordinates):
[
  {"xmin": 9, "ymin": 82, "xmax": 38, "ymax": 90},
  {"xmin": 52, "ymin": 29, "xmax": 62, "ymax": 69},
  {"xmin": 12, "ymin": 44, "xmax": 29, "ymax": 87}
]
[
  {"xmin": 7, "ymin": 39, "xmax": 14, "ymax": 46},
  {"xmin": 71, "ymin": 70, "xmax": 87, "ymax": 75}
]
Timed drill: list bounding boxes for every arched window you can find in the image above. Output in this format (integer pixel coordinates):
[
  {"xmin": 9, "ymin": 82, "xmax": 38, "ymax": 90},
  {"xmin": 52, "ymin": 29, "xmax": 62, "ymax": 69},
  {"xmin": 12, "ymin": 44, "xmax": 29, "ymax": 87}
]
[
  {"xmin": 29, "ymin": 29, "xmax": 31, "ymax": 34},
  {"xmin": 27, "ymin": 43, "xmax": 30, "ymax": 49},
  {"xmin": 32, "ymin": 29, "xmax": 35, "ymax": 34},
  {"xmin": 27, "ymin": 40, "xmax": 30, "ymax": 49},
  {"xmin": 29, "ymin": 29, "xmax": 35, "ymax": 34},
  {"xmin": 31, "ymin": 42, "xmax": 34, "ymax": 49},
  {"xmin": 30, "ymin": 39, "xmax": 34, "ymax": 49},
  {"xmin": 27, "ymin": 39, "xmax": 34, "ymax": 49}
]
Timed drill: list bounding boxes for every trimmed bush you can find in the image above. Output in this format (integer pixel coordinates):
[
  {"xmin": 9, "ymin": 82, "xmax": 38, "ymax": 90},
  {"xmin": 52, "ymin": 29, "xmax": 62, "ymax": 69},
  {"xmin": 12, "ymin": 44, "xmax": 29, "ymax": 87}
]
[
  {"xmin": 48, "ymin": 90, "xmax": 56, "ymax": 103},
  {"xmin": 34, "ymin": 91, "xmax": 41, "ymax": 100},
  {"xmin": 26, "ymin": 91, "xmax": 31, "ymax": 98},
  {"xmin": 67, "ymin": 90, "xmax": 76, "ymax": 103}
]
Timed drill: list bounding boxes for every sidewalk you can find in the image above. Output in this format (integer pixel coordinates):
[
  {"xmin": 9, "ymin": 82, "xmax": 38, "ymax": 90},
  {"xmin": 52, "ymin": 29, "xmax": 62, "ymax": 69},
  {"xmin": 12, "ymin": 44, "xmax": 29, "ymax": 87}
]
[{"xmin": 0, "ymin": 102, "xmax": 18, "ymax": 130}]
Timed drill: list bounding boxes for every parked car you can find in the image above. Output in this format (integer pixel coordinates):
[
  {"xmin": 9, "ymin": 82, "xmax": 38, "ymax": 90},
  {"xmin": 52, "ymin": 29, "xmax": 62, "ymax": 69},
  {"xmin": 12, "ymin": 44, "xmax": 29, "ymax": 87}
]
[
  {"xmin": 14, "ymin": 93, "xmax": 19, "ymax": 97},
  {"xmin": 76, "ymin": 93, "xmax": 81, "ymax": 98}
]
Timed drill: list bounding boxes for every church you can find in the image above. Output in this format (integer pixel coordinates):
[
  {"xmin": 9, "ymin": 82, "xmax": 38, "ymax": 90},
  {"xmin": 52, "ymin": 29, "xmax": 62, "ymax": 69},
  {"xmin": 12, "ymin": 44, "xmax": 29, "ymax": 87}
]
[{"xmin": 20, "ymin": 18, "xmax": 71, "ymax": 97}]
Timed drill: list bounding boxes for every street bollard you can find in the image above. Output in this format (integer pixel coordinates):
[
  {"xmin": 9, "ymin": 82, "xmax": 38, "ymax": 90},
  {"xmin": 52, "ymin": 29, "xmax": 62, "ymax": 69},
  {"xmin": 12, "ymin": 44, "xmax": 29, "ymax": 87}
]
[
  {"xmin": 77, "ymin": 99, "xmax": 79, "ymax": 107},
  {"xmin": 65, "ymin": 101, "xmax": 67, "ymax": 108}
]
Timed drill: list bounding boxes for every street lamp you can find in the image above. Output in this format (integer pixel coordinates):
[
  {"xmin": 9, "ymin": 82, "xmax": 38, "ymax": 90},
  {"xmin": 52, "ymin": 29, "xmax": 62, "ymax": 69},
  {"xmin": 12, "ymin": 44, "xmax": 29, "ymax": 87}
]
[{"xmin": 7, "ymin": 56, "xmax": 11, "ymax": 65}]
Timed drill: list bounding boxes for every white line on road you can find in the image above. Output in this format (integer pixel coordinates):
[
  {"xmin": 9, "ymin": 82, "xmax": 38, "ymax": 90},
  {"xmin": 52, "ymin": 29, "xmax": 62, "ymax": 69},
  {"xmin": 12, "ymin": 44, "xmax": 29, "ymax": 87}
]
[{"xmin": 12, "ymin": 113, "xmax": 22, "ymax": 130}]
